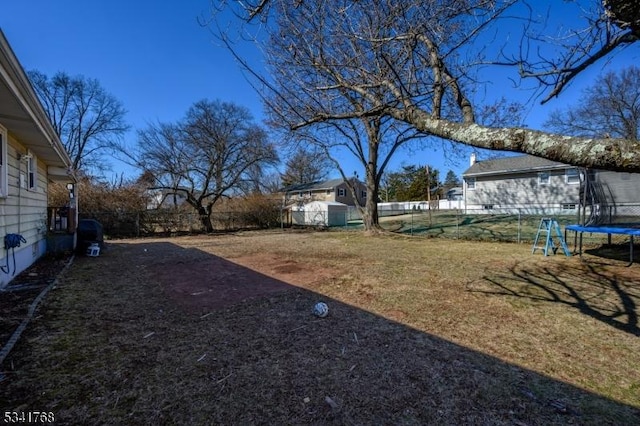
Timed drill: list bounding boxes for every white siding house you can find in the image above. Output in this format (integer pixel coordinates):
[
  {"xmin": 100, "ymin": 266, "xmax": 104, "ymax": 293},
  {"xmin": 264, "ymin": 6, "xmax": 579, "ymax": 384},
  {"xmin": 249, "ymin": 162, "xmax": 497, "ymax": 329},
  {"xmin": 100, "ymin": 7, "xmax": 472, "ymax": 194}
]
[
  {"xmin": 283, "ymin": 178, "xmax": 367, "ymax": 207},
  {"xmin": 0, "ymin": 30, "xmax": 75, "ymax": 288},
  {"xmin": 462, "ymin": 155, "xmax": 582, "ymax": 214},
  {"xmin": 462, "ymin": 154, "xmax": 640, "ymax": 220}
]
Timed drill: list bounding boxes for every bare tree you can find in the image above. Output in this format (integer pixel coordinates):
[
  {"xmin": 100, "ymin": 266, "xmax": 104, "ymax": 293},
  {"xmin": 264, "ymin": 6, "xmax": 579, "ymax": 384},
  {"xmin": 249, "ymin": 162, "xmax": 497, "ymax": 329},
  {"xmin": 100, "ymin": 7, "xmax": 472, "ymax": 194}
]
[
  {"xmin": 213, "ymin": 0, "xmax": 640, "ymax": 174},
  {"xmin": 282, "ymin": 116, "xmax": 423, "ymax": 231},
  {"xmin": 136, "ymin": 99, "xmax": 278, "ymax": 232},
  {"xmin": 280, "ymin": 147, "xmax": 332, "ymax": 187},
  {"xmin": 28, "ymin": 71, "xmax": 129, "ymax": 172},
  {"xmin": 545, "ymin": 66, "xmax": 640, "ymax": 141},
  {"xmin": 514, "ymin": 0, "xmax": 639, "ymax": 103},
  {"xmin": 258, "ymin": 1, "xmax": 461, "ymax": 230}
]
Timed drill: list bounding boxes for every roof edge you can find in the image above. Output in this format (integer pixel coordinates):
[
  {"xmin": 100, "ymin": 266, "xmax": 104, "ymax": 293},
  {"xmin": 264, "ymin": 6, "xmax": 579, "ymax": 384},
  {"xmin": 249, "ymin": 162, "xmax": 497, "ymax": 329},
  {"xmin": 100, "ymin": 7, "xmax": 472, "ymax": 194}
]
[
  {"xmin": 0, "ymin": 29, "xmax": 74, "ymax": 171},
  {"xmin": 463, "ymin": 164, "xmax": 573, "ymax": 177}
]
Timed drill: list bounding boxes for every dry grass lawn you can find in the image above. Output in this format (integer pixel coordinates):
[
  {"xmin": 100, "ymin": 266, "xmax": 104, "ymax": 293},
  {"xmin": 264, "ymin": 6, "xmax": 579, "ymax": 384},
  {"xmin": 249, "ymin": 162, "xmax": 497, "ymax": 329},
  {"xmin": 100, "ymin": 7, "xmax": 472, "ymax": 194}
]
[{"xmin": 1, "ymin": 230, "xmax": 639, "ymax": 425}]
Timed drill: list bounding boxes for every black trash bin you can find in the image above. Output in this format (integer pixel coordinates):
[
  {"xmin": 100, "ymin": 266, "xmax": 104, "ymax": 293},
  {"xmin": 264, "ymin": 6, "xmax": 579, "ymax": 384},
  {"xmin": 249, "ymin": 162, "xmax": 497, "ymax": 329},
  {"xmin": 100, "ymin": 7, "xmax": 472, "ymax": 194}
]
[{"xmin": 77, "ymin": 219, "xmax": 104, "ymax": 254}]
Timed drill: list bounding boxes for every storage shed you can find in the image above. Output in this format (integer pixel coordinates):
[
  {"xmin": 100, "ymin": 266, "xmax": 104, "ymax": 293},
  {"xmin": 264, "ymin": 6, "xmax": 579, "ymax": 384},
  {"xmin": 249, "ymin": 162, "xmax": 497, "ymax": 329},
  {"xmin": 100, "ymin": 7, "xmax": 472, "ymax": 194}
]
[{"xmin": 292, "ymin": 201, "xmax": 348, "ymax": 227}]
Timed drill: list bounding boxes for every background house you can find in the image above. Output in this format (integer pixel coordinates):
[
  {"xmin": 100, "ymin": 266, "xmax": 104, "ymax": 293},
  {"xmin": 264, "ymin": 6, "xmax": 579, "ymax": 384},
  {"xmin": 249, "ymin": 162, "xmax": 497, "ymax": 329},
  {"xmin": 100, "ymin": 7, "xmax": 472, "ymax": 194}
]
[
  {"xmin": 462, "ymin": 154, "xmax": 640, "ymax": 221},
  {"xmin": 462, "ymin": 154, "xmax": 582, "ymax": 214},
  {"xmin": 283, "ymin": 178, "xmax": 367, "ymax": 207},
  {"xmin": 446, "ymin": 187, "xmax": 463, "ymax": 201},
  {"xmin": 281, "ymin": 178, "xmax": 366, "ymax": 227},
  {"xmin": 581, "ymin": 169, "xmax": 640, "ymax": 225},
  {"xmin": 0, "ymin": 30, "xmax": 75, "ymax": 288}
]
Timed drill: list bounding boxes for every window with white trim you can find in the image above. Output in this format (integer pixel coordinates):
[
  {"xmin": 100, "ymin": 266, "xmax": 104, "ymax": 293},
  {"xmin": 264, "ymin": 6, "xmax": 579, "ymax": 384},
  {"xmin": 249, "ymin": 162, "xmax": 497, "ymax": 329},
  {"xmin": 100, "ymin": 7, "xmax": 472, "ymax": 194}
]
[
  {"xmin": 538, "ymin": 172, "xmax": 550, "ymax": 185},
  {"xmin": 0, "ymin": 125, "xmax": 7, "ymax": 197},
  {"xmin": 27, "ymin": 150, "xmax": 37, "ymax": 191},
  {"xmin": 337, "ymin": 188, "xmax": 346, "ymax": 197},
  {"xmin": 466, "ymin": 177, "xmax": 476, "ymax": 190},
  {"xmin": 361, "ymin": 190, "xmax": 367, "ymax": 198},
  {"xmin": 565, "ymin": 168, "xmax": 580, "ymax": 184}
]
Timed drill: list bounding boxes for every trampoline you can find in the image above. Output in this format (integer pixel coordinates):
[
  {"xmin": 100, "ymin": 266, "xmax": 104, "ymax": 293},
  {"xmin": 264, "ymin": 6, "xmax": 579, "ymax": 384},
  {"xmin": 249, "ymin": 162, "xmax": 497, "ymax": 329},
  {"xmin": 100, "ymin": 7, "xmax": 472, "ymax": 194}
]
[{"xmin": 565, "ymin": 224, "xmax": 640, "ymax": 266}]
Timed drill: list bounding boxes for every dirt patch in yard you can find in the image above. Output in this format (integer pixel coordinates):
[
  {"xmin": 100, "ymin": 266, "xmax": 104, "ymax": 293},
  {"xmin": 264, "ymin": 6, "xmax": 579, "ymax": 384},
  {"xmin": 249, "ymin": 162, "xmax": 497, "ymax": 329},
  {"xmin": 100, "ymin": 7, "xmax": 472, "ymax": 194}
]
[{"xmin": 140, "ymin": 244, "xmax": 336, "ymax": 313}]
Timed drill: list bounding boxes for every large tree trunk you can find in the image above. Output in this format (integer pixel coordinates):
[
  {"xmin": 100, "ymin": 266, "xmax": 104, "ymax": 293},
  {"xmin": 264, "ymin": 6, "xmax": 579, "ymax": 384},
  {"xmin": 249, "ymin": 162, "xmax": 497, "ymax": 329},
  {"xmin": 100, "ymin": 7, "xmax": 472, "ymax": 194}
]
[
  {"xmin": 362, "ymin": 177, "xmax": 381, "ymax": 233},
  {"xmin": 361, "ymin": 136, "xmax": 383, "ymax": 233},
  {"xmin": 197, "ymin": 205, "xmax": 214, "ymax": 233}
]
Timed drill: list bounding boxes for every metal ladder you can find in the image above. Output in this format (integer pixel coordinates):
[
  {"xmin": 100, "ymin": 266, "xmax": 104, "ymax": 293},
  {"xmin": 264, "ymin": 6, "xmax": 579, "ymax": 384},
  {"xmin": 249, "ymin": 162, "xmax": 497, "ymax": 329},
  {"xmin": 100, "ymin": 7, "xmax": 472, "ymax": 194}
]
[{"xmin": 532, "ymin": 218, "xmax": 571, "ymax": 257}]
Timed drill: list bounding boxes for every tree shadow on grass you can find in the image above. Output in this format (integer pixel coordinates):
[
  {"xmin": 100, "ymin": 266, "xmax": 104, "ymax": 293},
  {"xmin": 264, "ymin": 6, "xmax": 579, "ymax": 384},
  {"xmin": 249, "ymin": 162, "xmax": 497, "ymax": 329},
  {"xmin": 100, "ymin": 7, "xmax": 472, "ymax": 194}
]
[
  {"xmin": 1, "ymin": 241, "xmax": 639, "ymax": 424},
  {"xmin": 473, "ymin": 259, "xmax": 640, "ymax": 337},
  {"xmin": 584, "ymin": 243, "xmax": 640, "ymax": 265}
]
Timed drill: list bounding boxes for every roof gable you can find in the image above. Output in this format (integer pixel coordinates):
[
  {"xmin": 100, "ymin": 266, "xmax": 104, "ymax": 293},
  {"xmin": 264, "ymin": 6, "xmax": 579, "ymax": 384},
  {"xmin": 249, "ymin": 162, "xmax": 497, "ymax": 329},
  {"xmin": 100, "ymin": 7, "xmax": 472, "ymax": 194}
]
[
  {"xmin": 283, "ymin": 177, "xmax": 364, "ymax": 192},
  {"xmin": 463, "ymin": 155, "xmax": 571, "ymax": 177}
]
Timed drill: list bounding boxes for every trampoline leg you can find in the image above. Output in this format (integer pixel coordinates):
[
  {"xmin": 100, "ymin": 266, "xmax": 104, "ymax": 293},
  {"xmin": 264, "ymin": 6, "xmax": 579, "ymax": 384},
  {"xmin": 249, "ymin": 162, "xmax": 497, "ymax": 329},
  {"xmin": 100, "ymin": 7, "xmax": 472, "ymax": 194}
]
[
  {"xmin": 629, "ymin": 236, "xmax": 634, "ymax": 267},
  {"xmin": 579, "ymin": 232, "xmax": 583, "ymax": 258}
]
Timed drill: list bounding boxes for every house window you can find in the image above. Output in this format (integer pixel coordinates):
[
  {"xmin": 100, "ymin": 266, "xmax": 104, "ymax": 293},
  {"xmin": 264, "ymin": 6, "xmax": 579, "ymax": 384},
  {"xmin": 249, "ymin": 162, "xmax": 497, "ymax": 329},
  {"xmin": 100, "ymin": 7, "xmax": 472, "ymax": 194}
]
[
  {"xmin": 562, "ymin": 204, "xmax": 576, "ymax": 210},
  {"xmin": 538, "ymin": 172, "xmax": 550, "ymax": 185},
  {"xmin": 27, "ymin": 150, "xmax": 37, "ymax": 191},
  {"xmin": 338, "ymin": 188, "xmax": 346, "ymax": 197},
  {"xmin": 466, "ymin": 177, "xmax": 476, "ymax": 190},
  {"xmin": 482, "ymin": 204, "xmax": 494, "ymax": 210},
  {"xmin": 565, "ymin": 168, "xmax": 580, "ymax": 184},
  {"xmin": 0, "ymin": 125, "xmax": 7, "ymax": 197},
  {"xmin": 298, "ymin": 191, "xmax": 303, "ymax": 198},
  {"xmin": 361, "ymin": 190, "xmax": 367, "ymax": 198}
]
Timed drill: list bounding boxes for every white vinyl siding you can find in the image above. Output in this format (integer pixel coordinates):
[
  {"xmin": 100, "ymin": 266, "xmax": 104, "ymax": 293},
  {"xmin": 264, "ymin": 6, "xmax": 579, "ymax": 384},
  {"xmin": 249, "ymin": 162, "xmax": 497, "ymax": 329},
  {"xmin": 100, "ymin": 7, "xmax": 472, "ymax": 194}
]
[
  {"xmin": 0, "ymin": 133, "xmax": 48, "ymax": 244},
  {"xmin": 592, "ymin": 171, "xmax": 640, "ymax": 204},
  {"xmin": 0, "ymin": 124, "xmax": 7, "ymax": 197},
  {"xmin": 0, "ymin": 134, "xmax": 50, "ymax": 288},
  {"xmin": 464, "ymin": 170, "xmax": 581, "ymax": 209}
]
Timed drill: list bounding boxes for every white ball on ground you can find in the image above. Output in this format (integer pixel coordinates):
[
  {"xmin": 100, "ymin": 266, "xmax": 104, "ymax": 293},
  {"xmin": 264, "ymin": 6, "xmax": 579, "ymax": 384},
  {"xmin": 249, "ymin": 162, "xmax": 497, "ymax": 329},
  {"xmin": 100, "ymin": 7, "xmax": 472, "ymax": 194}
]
[{"xmin": 313, "ymin": 302, "xmax": 329, "ymax": 318}]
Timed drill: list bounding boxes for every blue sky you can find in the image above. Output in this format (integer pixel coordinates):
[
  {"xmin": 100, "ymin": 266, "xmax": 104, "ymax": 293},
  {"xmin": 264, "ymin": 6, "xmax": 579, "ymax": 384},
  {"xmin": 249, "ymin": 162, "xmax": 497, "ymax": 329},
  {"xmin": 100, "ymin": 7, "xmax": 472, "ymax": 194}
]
[{"xmin": 1, "ymin": 1, "xmax": 638, "ymax": 183}]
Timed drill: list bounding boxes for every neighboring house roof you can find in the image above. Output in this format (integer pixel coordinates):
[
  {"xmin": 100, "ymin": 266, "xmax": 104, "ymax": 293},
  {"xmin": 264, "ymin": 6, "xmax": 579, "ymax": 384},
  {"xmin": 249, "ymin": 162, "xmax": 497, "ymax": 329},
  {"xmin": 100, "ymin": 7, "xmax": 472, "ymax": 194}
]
[
  {"xmin": 283, "ymin": 178, "xmax": 364, "ymax": 193},
  {"xmin": 0, "ymin": 30, "xmax": 74, "ymax": 179},
  {"xmin": 463, "ymin": 155, "xmax": 572, "ymax": 177}
]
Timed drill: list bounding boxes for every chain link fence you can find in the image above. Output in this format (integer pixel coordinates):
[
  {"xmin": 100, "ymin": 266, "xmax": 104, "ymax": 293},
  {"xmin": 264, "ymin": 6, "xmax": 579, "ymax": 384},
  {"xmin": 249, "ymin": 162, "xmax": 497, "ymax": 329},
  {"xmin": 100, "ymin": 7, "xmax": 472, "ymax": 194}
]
[
  {"xmin": 79, "ymin": 204, "xmax": 640, "ymax": 251},
  {"xmin": 79, "ymin": 209, "xmax": 280, "ymax": 238},
  {"xmin": 375, "ymin": 206, "xmax": 640, "ymax": 247}
]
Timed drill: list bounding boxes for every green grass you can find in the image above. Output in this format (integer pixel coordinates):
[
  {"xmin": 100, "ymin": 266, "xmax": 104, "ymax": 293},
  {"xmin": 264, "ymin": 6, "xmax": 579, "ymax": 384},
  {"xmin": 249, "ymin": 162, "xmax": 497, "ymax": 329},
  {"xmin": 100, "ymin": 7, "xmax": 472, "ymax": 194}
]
[{"xmin": 375, "ymin": 211, "xmax": 634, "ymax": 246}]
